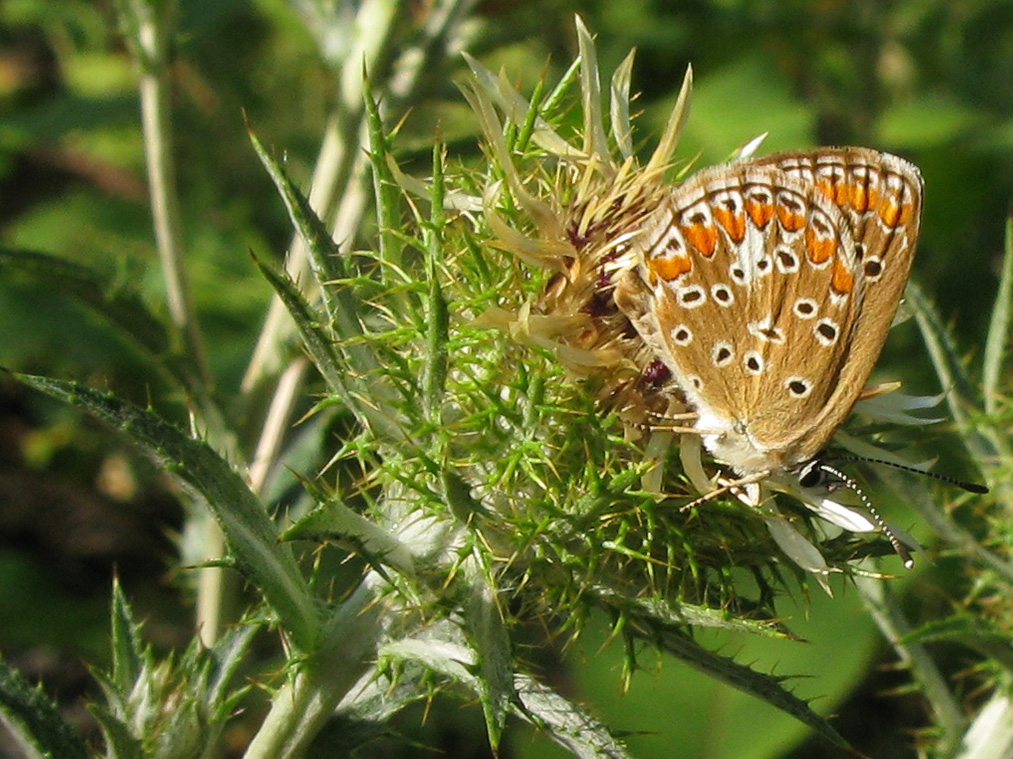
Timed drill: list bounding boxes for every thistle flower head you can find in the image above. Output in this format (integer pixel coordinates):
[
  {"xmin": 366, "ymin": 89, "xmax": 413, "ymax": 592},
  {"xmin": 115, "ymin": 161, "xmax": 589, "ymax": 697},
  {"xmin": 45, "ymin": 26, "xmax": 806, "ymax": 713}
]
[{"xmin": 457, "ymin": 19, "xmax": 932, "ymax": 585}]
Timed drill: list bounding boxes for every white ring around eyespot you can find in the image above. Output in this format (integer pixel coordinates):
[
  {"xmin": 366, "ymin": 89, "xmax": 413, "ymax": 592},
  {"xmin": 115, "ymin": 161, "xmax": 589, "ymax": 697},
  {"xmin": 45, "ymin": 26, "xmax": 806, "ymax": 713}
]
[
  {"xmin": 711, "ymin": 283, "xmax": 734, "ymax": 307},
  {"xmin": 793, "ymin": 298, "xmax": 819, "ymax": 319},
  {"xmin": 744, "ymin": 350, "xmax": 764, "ymax": 374},
  {"xmin": 863, "ymin": 256, "xmax": 884, "ymax": 281},
  {"xmin": 677, "ymin": 284, "xmax": 707, "ymax": 308},
  {"xmin": 785, "ymin": 377, "xmax": 813, "ymax": 398},
  {"xmin": 671, "ymin": 325, "xmax": 693, "ymax": 346},
  {"xmin": 814, "ymin": 318, "xmax": 840, "ymax": 346},
  {"xmin": 712, "ymin": 341, "xmax": 734, "ymax": 367}
]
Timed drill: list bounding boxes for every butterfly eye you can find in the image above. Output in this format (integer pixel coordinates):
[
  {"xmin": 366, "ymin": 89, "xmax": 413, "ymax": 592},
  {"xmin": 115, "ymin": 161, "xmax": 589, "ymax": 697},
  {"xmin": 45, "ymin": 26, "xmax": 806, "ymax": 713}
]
[
  {"xmin": 642, "ymin": 359, "xmax": 672, "ymax": 386},
  {"xmin": 797, "ymin": 460, "xmax": 825, "ymax": 489}
]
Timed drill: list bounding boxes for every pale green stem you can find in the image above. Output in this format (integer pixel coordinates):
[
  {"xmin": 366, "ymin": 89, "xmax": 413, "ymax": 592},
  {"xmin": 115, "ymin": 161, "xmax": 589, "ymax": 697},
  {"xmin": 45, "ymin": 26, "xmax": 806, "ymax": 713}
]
[
  {"xmin": 135, "ymin": 5, "xmax": 210, "ymax": 382},
  {"xmin": 248, "ymin": 358, "xmax": 312, "ymax": 492},
  {"xmin": 856, "ymin": 574, "xmax": 966, "ymax": 756},
  {"xmin": 195, "ymin": 524, "xmax": 227, "ymax": 646},
  {"xmin": 125, "ymin": 0, "xmax": 241, "ymax": 646},
  {"xmin": 955, "ymin": 686, "xmax": 1013, "ymax": 759},
  {"xmin": 241, "ymin": 0, "xmax": 477, "ymax": 395},
  {"xmin": 243, "ymin": 580, "xmax": 385, "ymax": 759}
]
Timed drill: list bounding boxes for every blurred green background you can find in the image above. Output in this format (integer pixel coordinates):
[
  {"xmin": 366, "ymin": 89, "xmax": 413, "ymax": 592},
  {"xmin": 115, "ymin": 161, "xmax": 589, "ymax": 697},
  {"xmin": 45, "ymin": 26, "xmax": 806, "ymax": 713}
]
[{"xmin": 0, "ymin": 0, "xmax": 1008, "ymax": 757}]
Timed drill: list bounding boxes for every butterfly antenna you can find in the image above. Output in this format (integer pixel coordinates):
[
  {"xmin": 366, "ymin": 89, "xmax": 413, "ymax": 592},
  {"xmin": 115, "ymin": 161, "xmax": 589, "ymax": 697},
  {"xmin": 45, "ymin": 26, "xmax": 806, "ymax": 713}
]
[
  {"xmin": 818, "ymin": 463, "xmax": 914, "ymax": 568},
  {"xmin": 837, "ymin": 456, "xmax": 989, "ymax": 494}
]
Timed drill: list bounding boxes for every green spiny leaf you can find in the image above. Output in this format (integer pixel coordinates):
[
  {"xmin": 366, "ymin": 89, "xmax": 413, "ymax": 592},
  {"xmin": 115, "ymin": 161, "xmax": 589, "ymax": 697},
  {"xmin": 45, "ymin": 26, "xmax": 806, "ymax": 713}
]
[
  {"xmin": 364, "ymin": 73, "xmax": 405, "ymax": 274},
  {"xmin": 90, "ymin": 704, "xmax": 146, "ymax": 759},
  {"xmin": 11, "ymin": 372, "xmax": 319, "ymax": 651},
  {"xmin": 587, "ymin": 582, "xmax": 791, "ymax": 637},
  {"xmin": 0, "ymin": 658, "xmax": 90, "ymax": 759},
  {"xmin": 252, "ymin": 254, "xmax": 406, "ymax": 444},
  {"xmin": 515, "ymin": 673, "xmax": 633, "ymax": 759},
  {"xmin": 206, "ymin": 623, "xmax": 259, "ymax": 719},
  {"xmin": 463, "ymin": 553, "xmax": 513, "ymax": 753},
  {"xmin": 655, "ymin": 628, "xmax": 850, "ymax": 750},
  {"xmin": 422, "ymin": 143, "xmax": 450, "ymax": 421},
  {"xmin": 281, "ymin": 498, "xmax": 415, "ymax": 576},
  {"xmin": 247, "ymin": 125, "xmax": 374, "ymax": 370},
  {"xmin": 110, "ymin": 578, "xmax": 149, "ymax": 697},
  {"xmin": 251, "ymin": 254, "xmax": 345, "ymax": 390}
]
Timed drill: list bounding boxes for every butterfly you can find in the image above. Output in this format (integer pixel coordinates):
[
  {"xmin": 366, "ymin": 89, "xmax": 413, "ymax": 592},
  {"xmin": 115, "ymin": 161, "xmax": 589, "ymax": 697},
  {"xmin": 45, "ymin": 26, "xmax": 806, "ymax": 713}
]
[{"xmin": 612, "ymin": 147, "xmax": 922, "ymax": 490}]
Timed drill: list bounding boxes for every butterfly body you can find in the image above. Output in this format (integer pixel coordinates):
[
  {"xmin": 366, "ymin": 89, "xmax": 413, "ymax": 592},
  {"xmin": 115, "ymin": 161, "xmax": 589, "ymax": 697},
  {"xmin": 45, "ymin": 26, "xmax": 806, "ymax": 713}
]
[{"xmin": 613, "ymin": 148, "xmax": 923, "ymax": 479}]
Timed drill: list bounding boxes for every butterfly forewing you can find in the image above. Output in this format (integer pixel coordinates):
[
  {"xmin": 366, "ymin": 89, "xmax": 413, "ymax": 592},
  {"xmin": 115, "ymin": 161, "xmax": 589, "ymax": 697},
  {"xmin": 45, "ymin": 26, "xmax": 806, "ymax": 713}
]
[{"xmin": 614, "ymin": 148, "xmax": 922, "ymax": 474}]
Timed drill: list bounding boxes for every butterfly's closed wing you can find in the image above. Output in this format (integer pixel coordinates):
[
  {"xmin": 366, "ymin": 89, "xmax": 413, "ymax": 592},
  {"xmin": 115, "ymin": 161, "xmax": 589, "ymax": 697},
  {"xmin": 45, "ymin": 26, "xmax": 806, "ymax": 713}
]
[
  {"xmin": 613, "ymin": 148, "xmax": 922, "ymax": 476},
  {"xmin": 764, "ymin": 149, "xmax": 923, "ymax": 397}
]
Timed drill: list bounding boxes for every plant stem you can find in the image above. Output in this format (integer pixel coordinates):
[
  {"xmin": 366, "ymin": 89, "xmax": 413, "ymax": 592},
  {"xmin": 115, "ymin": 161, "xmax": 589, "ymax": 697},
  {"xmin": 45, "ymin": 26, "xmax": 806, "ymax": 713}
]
[
  {"xmin": 249, "ymin": 358, "xmax": 312, "ymax": 492},
  {"xmin": 120, "ymin": 0, "xmax": 239, "ymax": 645},
  {"xmin": 243, "ymin": 581, "xmax": 384, "ymax": 759},
  {"xmin": 133, "ymin": 1, "xmax": 210, "ymax": 383},
  {"xmin": 856, "ymin": 574, "xmax": 966, "ymax": 755}
]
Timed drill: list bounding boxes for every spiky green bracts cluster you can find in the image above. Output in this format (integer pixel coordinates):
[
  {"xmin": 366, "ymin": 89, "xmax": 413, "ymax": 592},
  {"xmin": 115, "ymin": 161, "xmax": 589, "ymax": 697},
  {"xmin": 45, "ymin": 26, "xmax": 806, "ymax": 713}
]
[{"xmin": 444, "ymin": 20, "xmax": 943, "ymax": 592}]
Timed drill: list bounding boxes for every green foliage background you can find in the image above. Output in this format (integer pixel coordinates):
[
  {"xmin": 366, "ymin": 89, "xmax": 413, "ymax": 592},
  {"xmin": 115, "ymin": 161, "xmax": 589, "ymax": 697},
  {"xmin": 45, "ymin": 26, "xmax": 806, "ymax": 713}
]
[{"xmin": 0, "ymin": 1, "xmax": 1010, "ymax": 758}]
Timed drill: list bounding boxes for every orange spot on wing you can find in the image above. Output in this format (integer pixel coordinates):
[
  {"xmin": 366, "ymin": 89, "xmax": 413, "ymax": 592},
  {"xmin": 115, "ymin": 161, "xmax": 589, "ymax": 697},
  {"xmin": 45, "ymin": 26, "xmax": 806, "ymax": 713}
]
[
  {"xmin": 713, "ymin": 208, "xmax": 747, "ymax": 242},
  {"xmin": 745, "ymin": 199, "xmax": 775, "ymax": 229},
  {"xmin": 879, "ymin": 200, "xmax": 913, "ymax": 228},
  {"xmin": 848, "ymin": 182, "xmax": 872, "ymax": 213},
  {"xmin": 864, "ymin": 187, "xmax": 881, "ymax": 213},
  {"xmin": 815, "ymin": 178, "xmax": 834, "ymax": 200},
  {"xmin": 649, "ymin": 255, "xmax": 693, "ymax": 281},
  {"xmin": 681, "ymin": 223, "xmax": 718, "ymax": 257},
  {"xmin": 776, "ymin": 204, "xmax": 806, "ymax": 232},
  {"xmin": 805, "ymin": 227, "xmax": 835, "ymax": 264},
  {"xmin": 831, "ymin": 180, "xmax": 850, "ymax": 205},
  {"xmin": 831, "ymin": 261, "xmax": 854, "ymax": 294}
]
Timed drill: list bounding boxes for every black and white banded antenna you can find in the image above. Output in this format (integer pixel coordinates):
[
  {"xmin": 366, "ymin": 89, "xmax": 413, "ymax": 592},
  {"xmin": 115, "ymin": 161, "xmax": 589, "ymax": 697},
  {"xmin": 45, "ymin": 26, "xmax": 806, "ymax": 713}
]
[
  {"xmin": 835, "ymin": 455, "xmax": 989, "ymax": 495},
  {"xmin": 799, "ymin": 460, "xmax": 915, "ymax": 568}
]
